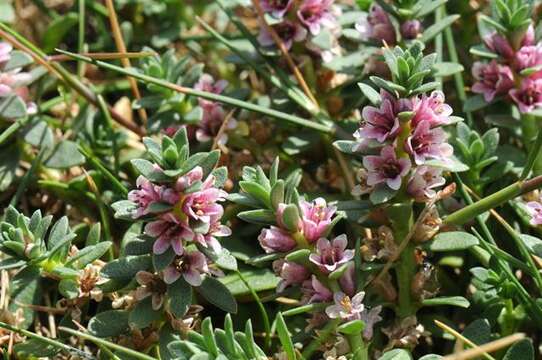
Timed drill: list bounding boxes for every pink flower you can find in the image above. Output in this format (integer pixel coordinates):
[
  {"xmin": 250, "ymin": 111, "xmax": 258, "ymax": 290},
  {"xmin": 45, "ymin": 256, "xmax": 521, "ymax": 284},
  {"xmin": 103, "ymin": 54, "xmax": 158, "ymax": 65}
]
[
  {"xmin": 297, "ymin": 0, "xmax": 337, "ymax": 35},
  {"xmin": 521, "ymin": 25, "xmax": 536, "ymax": 47},
  {"xmin": 363, "ymin": 146, "xmax": 411, "ymax": 191},
  {"xmin": 128, "ymin": 176, "xmax": 175, "ymax": 218},
  {"xmin": 258, "ymin": 226, "xmax": 296, "ymax": 253},
  {"xmin": 196, "ymin": 104, "xmax": 237, "ymax": 145},
  {"xmin": 405, "ymin": 121, "xmax": 453, "ymax": 165},
  {"xmin": 360, "ymin": 305, "xmax": 383, "ymax": 340},
  {"xmin": 163, "ymin": 251, "xmax": 209, "ymax": 286},
  {"xmin": 471, "ymin": 61, "xmax": 515, "ymax": 102},
  {"xmin": 325, "ymin": 291, "xmax": 365, "ymax": 320},
  {"xmin": 145, "ymin": 213, "xmax": 193, "ymax": 255},
  {"xmin": 356, "ymin": 90, "xmax": 411, "ymax": 143},
  {"xmin": 411, "ymin": 91, "xmax": 453, "ymax": 127},
  {"xmin": 261, "ymin": 0, "xmax": 293, "ymax": 18},
  {"xmin": 309, "ymin": 235, "xmax": 354, "ymax": 273},
  {"xmin": 510, "ymin": 78, "xmax": 542, "ymax": 113},
  {"xmin": 200, "ymin": 217, "xmax": 231, "ymax": 252},
  {"xmin": 0, "ymin": 42, "xmax": 12, "ymax": 64},
  {"xmin": 182, "ymin": 177, "xmax": 227, "ymax": 224},
  {"xmin": 483, "ymin": 32, "xmax": 514, "ymax": 59},
  {"xmin": 339, "ymin": 264, "xmax": 356, "ymax": 297},
  {"xmin": 194, "ymin": 74, "xmax": 228, "ymax": 109},
  {"xmin": 515, "ymin": 46, "xmax": 542, "ymax": 74},
  {"xmin": 401, "ymin": 20, "xmax": 422, "ymax": 40},
  {"xmin": 356, "ymin": 4, "xmax": 396, "ymax": 44},
  {"xmin": 526, "ymin": 200, "xmax": 542, "ymax": 226},
  {"xmin": 273, "ymin": 260, "xmax": 310, "ymax": 292},
  {"xmin": 176, "ymin": 166, "xmax": 203, "ymax": 192},
  {"xmin": 302, "ymin": 275, "xmax": 333, "ymax": 303},
  {"xmin": 299, "ymin": 197, "xmax": 336, "ymax": 243},
  {"xmin": 407, "ymin": 166, "xmax": 446, "ymax": 202},
  {"xmin": 258, "ymin": 20, "xmax": 307, "ymax": 50}
]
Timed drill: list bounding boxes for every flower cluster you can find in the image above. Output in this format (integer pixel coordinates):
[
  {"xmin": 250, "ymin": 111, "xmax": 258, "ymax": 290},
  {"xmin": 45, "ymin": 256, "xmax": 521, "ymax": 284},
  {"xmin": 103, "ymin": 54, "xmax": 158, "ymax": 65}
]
[
  {"xmin": 353, "ymin": 89, "xmax": 451, "ymax": 202},
  {"xmin": 115, "ymin": 130, "xmax": 231, "ymax": 288},
  {"xmin": 258, "ymin": 196, "xmax": 382, "ymax": 338},
  {"xmin": 128, "ymin": 166, "xmax": 229, "ymax": 286},
  {"xmin": 0, "ymin": 42, "xmax": 36, "ymax": 115},
  {"xmin": 472, "ymin": 26, "xmax": 542, "ymax": 113},
  {"xmin": 356, "ymin": 4, "xmax": 422, "ymax": 45},
  {"xmin": 257, "ymin": 0, "xmax": 341, "ymax": 61}
]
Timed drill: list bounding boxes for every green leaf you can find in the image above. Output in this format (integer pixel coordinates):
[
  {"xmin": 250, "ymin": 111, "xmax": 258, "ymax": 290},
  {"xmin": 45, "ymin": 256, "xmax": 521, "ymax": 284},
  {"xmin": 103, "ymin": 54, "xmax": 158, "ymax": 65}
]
[
  {"xmin": 378, "ymin": 349, "xmax": 413, "ymax": 360},
  {"xmin": 9, "ymin": 265, "xmax": 41, "ymax": 328},
  {"xmin": 220, "ymin": 268, "xmax": 279, "ymax": 296},
  {"xmin": 23, "ymin": 119, "xmax": 54, "ymax": 148},
  {"xmin": 237, "ymin": 209, "xmax": 276, "ymax": 225},
  {"xmin": 463, "ymin": 95, "xmax": 490, "ymax": 112},
  {"xmin": 370, "ymin": 184, "xmax": 397, "ymax": 204},
  {"xmin": 358, "ymin": 82, "xmax": 381, "ymax": 105},
  {"xmin": 13, "ymin": 339, "xmax": 61, "ymax": 358},
  {"xmin": 197, "ymin": 276, "xmax": 237, "ymax": 313},
  {"xmin": 420, "ymin": 15, "xmax": 460, "ymax": 43},
  {"xmin": 425, "ymin": 157, "xmax": 469, "ymax": 172},
  {"xmin": 88, "ymin": 310, "xmax": 130, "ymax": 337},
  {"xmin": 101, "ymin": 254, "xmax": 152, "ymax": 281},
  {"xmin": 276, "ymin": 313, "xmax": 296, "ymax": 360},
  {"xmin": 421, "ymin": 296, "xmax": 470, "ymax": 308},
  {"xmin": 44, "ymin": 141, "xmax": 85, "ymax": 169},
  {"xmin": 502, "ymin": 339, "xmax": 534, "ymax": 360},
  {"xmin": 462, "ymin": 319, "xmax": 491, "ymax": 345},
  {"xmin": 58, "ymin": 279, "xmax": 79, "ymax": 299},
  {"xmin": 333, "ymin": 140, "xmax": 358, "ymax": 154},
  {"xmin": 520, "ymin": 234, "xmax": 542, "ymax": 257},
  {"xmin": 3, "ymin": 50, "xmax": 33, "ymax": 72},
  {"xmin": 129, "ymin": 296, "xmax": 162, "ymax": 329},
  {"xmin": 42, "ymin": 13, "xmax": 79, "ymax": 53},
  {"xmin": 337, "ymin": 320, "xmax": 364, "ymax": 335},
  {"xmin": 153, "ymin": 248, "xmax": 176, "ymax": 271},
  {"xmin": 168, "ymin": 278, "xmax": 192, "ymax": 318},
  {"xmin": 432, "ymin": 62, "xmax": 464, "ymax": 77},
  {"xmin": 239, "ymin": 181, "xmax": 271, "ymax": 208},
  {"xmin": 0, "ymin": 95, "xmax": 27, "ymax": 119},
  {"xmin": 429, "ymin": 231, "xmax": 479, "ymax": 252},
  {"xmin": 131, "ymin": 158, "xmax": 171, "ymax": 182}
]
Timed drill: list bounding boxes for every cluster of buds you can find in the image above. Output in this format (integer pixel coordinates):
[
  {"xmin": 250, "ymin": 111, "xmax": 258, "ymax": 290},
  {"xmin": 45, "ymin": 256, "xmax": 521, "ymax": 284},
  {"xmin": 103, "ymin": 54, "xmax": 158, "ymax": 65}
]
[
  {"xmin": 340, "ymin": 44, "xmax": 454, "ymax": 204},
  {"xmin": 471, "ymin": 0, "xmax": 542, "ymax": 113},
  {"xmin": 233, "ymin": 160, "xmax": 381, "ymax": 340},
  {"xmin": 257, "ymin": 0, "xmax": 341, "ymax": 62},
  {"xmin": 355, "ymin": 0, "xmax": 457, "ymax": 46},
  {"xmin": 0, "ymin": 42, "xmax": 36, "ymax": 115},
  {"xmin": 114, "ymin": 128, "xmax": 230, "ymax": 287},
  {"xmin": 357, "ymin": 4, "xmax": 422, "ymax": 45},
  {"xmin": 164, "ymin": 73, "xmax": 237, "ymax": 146}
]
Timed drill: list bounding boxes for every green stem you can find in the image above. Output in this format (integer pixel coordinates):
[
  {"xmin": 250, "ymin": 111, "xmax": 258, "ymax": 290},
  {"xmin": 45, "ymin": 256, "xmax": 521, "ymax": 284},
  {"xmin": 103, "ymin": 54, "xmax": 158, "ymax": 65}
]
[
  {"xmin": 386, "ymin": 202, "xmax": 415, "ymax": 318},
  {"xmin": 0, "ymin": 322, "xmax": 94, "ymax": 359},
  {"xmin": 58, "ymin": 327, "xmax": 156, "ymax": 360},
  {"xmin": 520, "ymin": 113, "xmax": 542, "ymax": 177},
  {"xmin": 77, "ymin": 0, "xmax": 86, "ymax": 77},
  {"xmin": 443, "ymin": 8, "xmax": 473, "ymax": 126},
  {"xmin": 301, "ymin": 319, "xmax": 340, "ymax": 359},
  {"xmin": 10, "ymin": 150, "xmax": 45, "ymax": 207},
  {"xmin": 0, "ymin": 117, "xmax": 29, "ymax": 146},
  {"xmin": 55, "ymin": 49, "xmax": 335, "ymax": 134},
  {"xmin": 346, "ymin": 334, "xmax": 368, "ymax": 360},
  {"xmin": 78, "ymin": 145, "xmax": 128, "ymax": 196},
  {"xmin": 236, "ymin": 270, "xmax": 272, "ymax": 351},
  {"xmin": 444, "ymin": 175, "xmax": 542, "ymax": 225}
]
